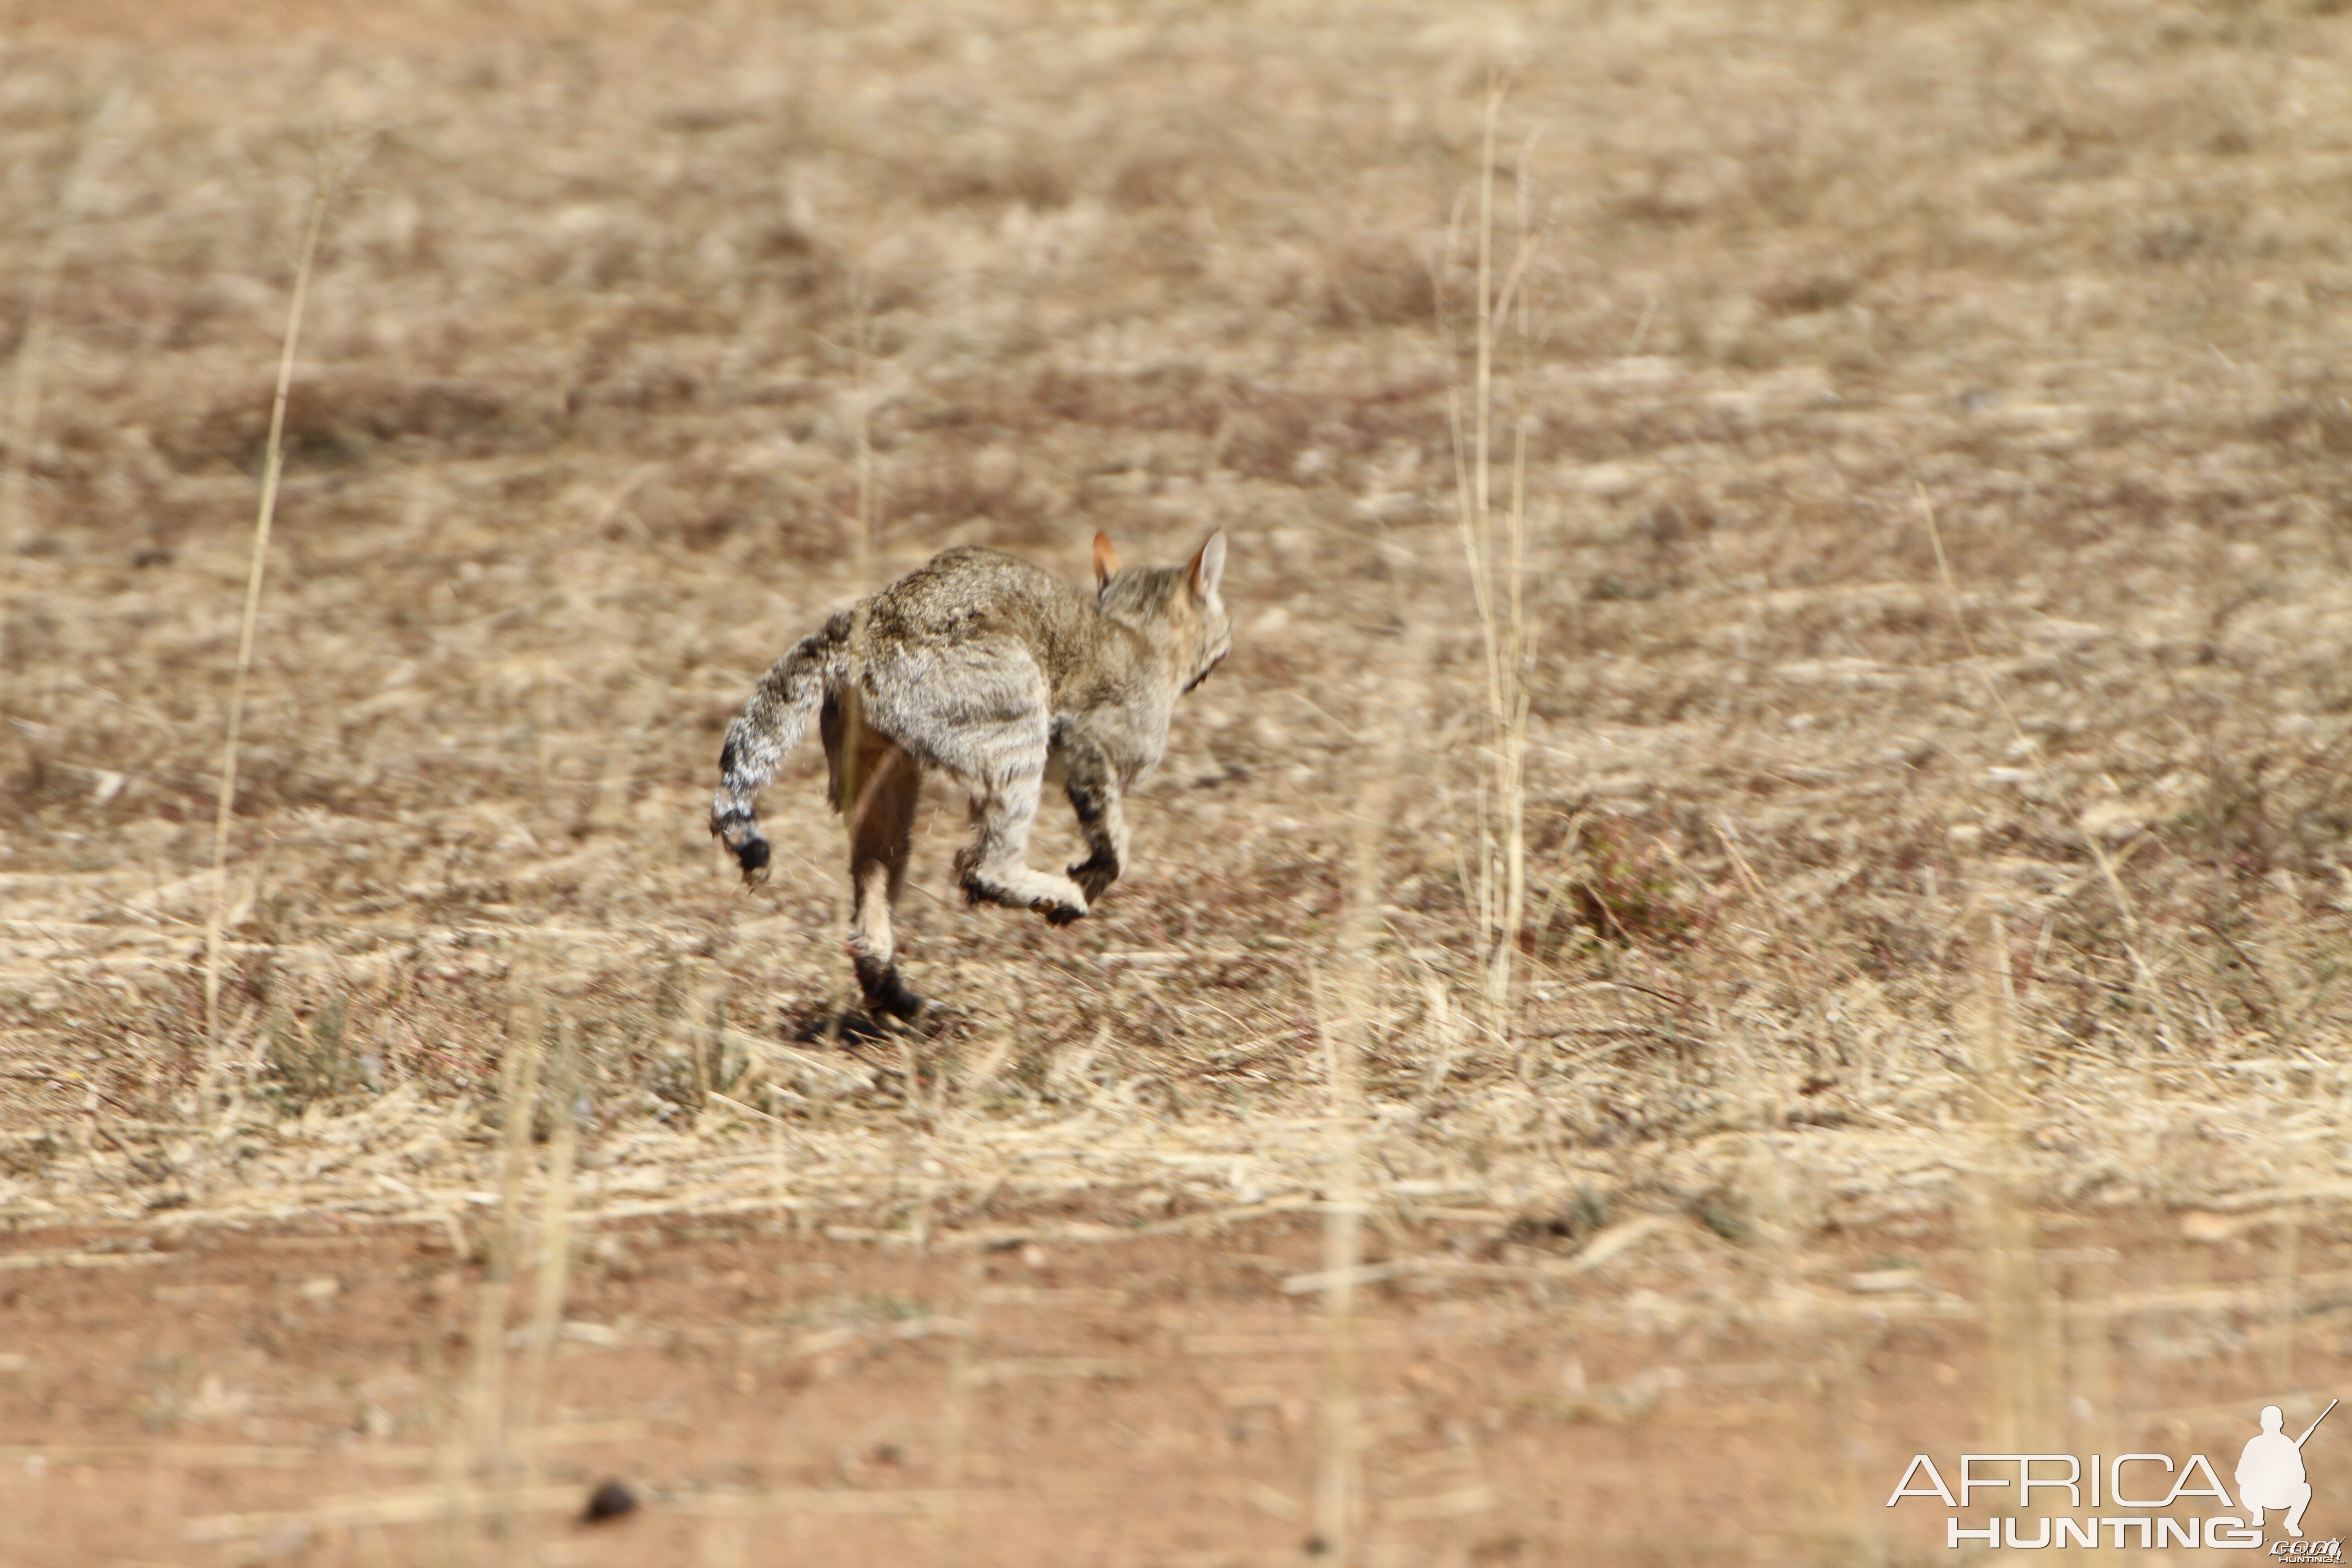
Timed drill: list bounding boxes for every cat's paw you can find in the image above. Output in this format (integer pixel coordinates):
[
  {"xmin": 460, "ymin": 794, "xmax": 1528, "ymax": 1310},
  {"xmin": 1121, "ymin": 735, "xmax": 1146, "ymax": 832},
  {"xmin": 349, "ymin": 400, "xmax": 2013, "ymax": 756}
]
[
  {"xmin": 854, "ymin": 954, "xmax": 926, "ymax": 1023},
  {"xmin": 1067, "ymin": 854, "xmax": 1119, "ymax": 903}
]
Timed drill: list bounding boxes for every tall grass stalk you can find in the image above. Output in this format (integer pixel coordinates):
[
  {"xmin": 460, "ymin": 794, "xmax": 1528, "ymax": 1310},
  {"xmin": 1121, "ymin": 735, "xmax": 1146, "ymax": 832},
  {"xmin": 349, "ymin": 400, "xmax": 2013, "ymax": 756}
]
[
  {"xmin": 2264, "ymin": 1211, "xmax": 2303, "ymax": 1397},
  {"xmin": 1313, "ymin": 627, "xmax": 1420, "ymax": 1563},
  {"xmin": 1971, "ymin": 904, "xmax": 2053, "ymax": 1456},
  {"xmin": 423, "ymin": 1310, "xmax": 468, "ymax": 1568},
  {"xmin": 1310, "ymin": 974, "xmax": 1373, "ymax": 1550},
  {"xmin": 516, "ymin": 1013, "xmax": 580, "ymax": 1562},
  {"xmin": 1472, "ymin": 85, "xmax": 1495, "ymax": 551},
  {"xmin": 827, "ymin": 279, "xmax": 889, "ymax": 1054},
  {"xmin": 1496, "ymin": 421, "xmax": 1531, "ymax": 1047},
  {"xmin": 1311, "ymin": 949, "xmax": 1364, "ymax": 1564},
  {"xmin": 457, "ymin": 940, "xmax": 549, "ymax": 1554},
  {"xmin": 201, "ymin": 186, "xmax": 330, "ymax": 1100},
  {"xmin": 1451, "ymin": 83, "xmax": 1536, "ymax": 1048},
  {"xmin": 2059, "ymin": 1246, "xmax": 2114, "ymax": 1450}
]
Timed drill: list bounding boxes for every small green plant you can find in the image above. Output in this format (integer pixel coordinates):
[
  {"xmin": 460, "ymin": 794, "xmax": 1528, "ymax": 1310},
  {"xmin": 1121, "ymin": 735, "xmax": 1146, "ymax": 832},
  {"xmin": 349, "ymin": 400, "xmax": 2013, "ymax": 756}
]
[
  {"xmin": 263, "ymin": 1000, "xmax": 362, "ymax": 1110},
  {"xmin": 1532, "ymin": 817, "xmax": 1694, "ymax": 950},
  {"xmin": 0, "ymin": 1131, "xmax": 64, "ymax": 1178},
  {"xmin": 1502, "ymin": 1189, "xmax": 1611, "ymax": 1246},
  {"xmin": 1693, "ymin": 1191, "xmax": 1754, "ymax": 1244}
]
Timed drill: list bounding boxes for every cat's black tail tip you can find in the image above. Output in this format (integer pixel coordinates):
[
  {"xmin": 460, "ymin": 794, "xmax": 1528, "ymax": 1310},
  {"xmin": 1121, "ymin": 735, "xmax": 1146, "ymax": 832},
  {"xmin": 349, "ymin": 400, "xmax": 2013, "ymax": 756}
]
[
  {"xmin": 713, "ymin": 806, "xmax": 771, "ymax": 886},
  {"xmin": 734, "ymin": 835, "xmax": 771, "ymax": 883}
]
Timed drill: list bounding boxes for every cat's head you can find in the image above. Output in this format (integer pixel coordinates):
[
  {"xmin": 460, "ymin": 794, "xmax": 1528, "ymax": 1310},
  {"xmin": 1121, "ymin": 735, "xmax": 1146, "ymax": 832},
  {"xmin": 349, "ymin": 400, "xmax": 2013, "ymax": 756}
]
[{"xmin": 1094, "ymin": 529, "xmax": 1231, "ymax": 694}]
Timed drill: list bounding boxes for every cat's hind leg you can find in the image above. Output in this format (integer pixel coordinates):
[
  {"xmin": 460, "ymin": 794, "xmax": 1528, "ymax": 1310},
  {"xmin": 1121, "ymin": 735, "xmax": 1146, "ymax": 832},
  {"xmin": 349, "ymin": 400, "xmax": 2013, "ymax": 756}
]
[{"xmin": 824, "ymin": 693, "xmax": 927, "ymax": 1021}]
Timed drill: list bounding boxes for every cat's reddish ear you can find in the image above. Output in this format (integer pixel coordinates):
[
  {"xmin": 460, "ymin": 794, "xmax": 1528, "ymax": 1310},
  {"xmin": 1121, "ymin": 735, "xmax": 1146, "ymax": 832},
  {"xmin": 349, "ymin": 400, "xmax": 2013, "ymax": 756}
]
[
  {"xmin": 1093, "ymin": 531, "xmax": 1122, "ymax": 593},
  {"xmin": 1187, "ymin": 529, "xmax": 1227, "ymax": 602}
]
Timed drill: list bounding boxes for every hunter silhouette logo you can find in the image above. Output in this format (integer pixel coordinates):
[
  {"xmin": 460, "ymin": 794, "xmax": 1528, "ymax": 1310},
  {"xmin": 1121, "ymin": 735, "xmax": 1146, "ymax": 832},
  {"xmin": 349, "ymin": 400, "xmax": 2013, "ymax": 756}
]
[
  {"xmin": 2242, "ymin": 1399, "xmax": 2334, "ymax": 1540},
  {"xmin": 1885, "ymin": 1396, "xmax": 2343, "ymax": 1551}
]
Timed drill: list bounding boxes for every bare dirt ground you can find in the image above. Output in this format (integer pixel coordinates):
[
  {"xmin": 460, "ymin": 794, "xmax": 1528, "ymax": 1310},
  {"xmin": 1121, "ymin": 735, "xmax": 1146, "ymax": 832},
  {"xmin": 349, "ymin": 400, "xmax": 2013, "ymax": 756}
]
[
  {"xmin": 7, "ymin": 1209, "xmax": 2352, "ymax": 1567},
  {"xmin": 9, "ymin": 0, "xmax": 2352, "ymax": 1559}
]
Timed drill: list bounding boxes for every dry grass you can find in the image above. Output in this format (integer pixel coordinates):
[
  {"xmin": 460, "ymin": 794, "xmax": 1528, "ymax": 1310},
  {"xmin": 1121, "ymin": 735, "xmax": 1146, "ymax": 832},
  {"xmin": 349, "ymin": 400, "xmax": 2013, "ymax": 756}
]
[{"xmin": 5, "ymin": 0, "xmax": 2352, "ymax": 1268}]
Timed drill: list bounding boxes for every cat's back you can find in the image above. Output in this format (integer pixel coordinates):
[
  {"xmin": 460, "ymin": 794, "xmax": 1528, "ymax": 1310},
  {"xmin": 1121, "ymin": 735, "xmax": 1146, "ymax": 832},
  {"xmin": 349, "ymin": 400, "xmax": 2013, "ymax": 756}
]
[{"xmin": 869, "ymin": 546, "xmax": 1095, "ymax": 652}]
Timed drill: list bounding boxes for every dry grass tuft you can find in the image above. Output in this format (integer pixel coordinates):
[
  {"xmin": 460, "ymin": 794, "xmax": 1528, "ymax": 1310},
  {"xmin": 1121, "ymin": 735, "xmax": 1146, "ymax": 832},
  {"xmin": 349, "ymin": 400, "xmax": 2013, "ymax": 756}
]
[{"xmin": 3, "ymin": 0, "xmax": 2352, "ymax": 1291}]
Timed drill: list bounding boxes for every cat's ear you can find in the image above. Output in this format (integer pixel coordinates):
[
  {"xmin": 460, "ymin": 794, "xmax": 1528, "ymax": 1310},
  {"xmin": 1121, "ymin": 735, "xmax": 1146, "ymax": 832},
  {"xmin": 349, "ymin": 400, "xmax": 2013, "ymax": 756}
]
[
  {"xmin": 1093, "ymin": 531, "xmax": 1122, "ymax": 595},
  {"xmin": 1187, "ymin": 529, "xmax": 1227, "ymax": 602}
]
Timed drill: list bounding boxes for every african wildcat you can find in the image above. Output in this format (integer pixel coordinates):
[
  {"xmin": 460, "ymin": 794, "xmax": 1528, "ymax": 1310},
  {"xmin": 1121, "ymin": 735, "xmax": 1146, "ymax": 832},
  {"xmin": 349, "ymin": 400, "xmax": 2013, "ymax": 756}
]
[{"xmin": 711, "ymin": 529, "xmax": 1231, "ymax": 1021}]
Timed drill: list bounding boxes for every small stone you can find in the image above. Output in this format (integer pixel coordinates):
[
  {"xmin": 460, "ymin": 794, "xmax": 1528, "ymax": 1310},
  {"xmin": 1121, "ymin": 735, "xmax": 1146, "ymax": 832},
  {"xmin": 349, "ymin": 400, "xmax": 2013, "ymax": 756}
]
[{"xmin": 582, "ymin": 1479, "xmax": 637, "ymax": 1523}]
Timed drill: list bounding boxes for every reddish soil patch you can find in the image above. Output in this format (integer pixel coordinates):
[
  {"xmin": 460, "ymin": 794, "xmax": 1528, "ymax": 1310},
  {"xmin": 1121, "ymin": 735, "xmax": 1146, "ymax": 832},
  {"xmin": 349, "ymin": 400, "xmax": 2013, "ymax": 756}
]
[{"xmin": 3, "ymin": 1209, "xmax": 2349, "ymax": 1565}]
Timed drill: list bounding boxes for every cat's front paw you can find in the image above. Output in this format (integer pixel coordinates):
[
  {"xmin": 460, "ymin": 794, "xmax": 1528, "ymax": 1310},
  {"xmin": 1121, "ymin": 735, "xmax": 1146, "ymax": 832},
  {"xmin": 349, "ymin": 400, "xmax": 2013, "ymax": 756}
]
[{"xmin": 1068, "ymin": 855, "xmax": 1119, "ymax": 902}]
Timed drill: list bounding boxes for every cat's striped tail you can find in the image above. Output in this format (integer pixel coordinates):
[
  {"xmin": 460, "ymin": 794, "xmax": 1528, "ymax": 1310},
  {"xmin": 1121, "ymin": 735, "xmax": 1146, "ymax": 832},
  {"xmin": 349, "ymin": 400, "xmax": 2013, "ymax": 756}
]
[{"xmin": 709, "ymin": 617, "xmax": 845, "ymax": 884}]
